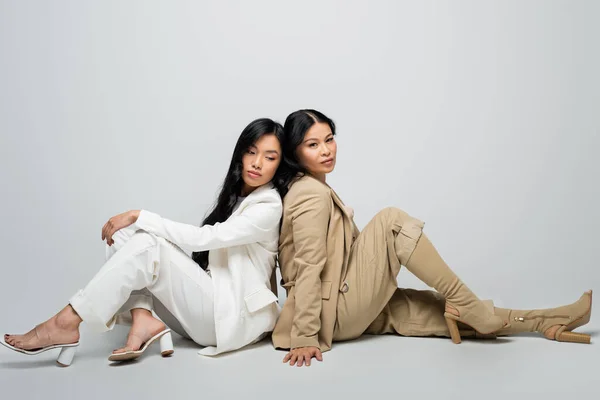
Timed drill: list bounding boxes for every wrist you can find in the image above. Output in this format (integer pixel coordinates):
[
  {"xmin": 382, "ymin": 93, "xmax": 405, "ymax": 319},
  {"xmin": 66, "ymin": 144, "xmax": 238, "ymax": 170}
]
[
  {"xmin": 130, "ymin": 210, "xmax": 141, "ymax": 223},
  {"xmin": 290, "ymin": 336, "xmax": 320, "ymax": 349}
]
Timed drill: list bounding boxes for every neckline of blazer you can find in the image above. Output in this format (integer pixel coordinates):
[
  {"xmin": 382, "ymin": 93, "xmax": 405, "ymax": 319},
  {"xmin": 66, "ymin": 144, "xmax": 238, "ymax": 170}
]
[
  {"xmin": 291, "ymin": 174, "xmax": 353, "ymax": 220},
  {"xmin": 232, "ymin": 182, "xmax": 277, "ymax": 216}
]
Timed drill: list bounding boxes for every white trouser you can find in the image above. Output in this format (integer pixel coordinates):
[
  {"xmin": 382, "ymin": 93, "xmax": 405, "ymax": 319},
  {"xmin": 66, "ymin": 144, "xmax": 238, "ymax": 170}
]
[{"xmin": 69, "ymin": 225, "xmax": 217, "ymax": 346}]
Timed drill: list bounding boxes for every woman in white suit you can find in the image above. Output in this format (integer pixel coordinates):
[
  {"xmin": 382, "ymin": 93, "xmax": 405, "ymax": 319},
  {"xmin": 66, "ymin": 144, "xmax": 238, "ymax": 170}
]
[{"xmin": 2, "ymin": 118, "xmax": 290, "ymax": 366}]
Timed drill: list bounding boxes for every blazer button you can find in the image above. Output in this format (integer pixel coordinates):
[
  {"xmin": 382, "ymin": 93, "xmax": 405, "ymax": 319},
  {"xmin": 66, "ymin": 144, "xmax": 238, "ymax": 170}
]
[{"xmin": 340, "ymin": 282, "xmax": 349, "ymax": 293}]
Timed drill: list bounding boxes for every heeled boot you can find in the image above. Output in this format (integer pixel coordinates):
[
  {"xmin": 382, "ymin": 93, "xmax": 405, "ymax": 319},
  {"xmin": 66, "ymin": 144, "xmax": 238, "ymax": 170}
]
[
  {"xmin": 493, "ymin": 291, "xmax": 592, "ymax": 343},
  {"xmin": 403, "ymin": 234, "xmax": 506, "ymax": 343},
  {"xmin": 453, "ymin": 299, "xmax": 498, "ymax": 340}
]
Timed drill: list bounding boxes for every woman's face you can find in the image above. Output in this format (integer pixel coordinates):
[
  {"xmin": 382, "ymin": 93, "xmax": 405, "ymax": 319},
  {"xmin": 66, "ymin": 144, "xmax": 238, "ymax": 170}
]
[
  {"xmin": 241, "ymin": 133, "xmax": 281, "ymax": 195},
  {"xmin": 296, "ymin": 122, "xmax": 337, "ymax": 180}
]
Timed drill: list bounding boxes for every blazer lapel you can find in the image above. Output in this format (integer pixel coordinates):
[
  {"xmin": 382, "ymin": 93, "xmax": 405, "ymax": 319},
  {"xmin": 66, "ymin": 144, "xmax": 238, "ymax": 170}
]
[
  {"xmin": 301, "ymin": 174, "xmax": 353, "ymax": 220},
  {"xmin": 329, "ymin": 189, "xmax": 351, "ymax": 219},
  {"xmin": 232, "ymin": 183, "xmax": 274, "ymax": 216},
  {"xmin": 329, "ymin": 188, "xmax": 355, "ymax": 281},
  {"xmin": 330, "ymin": 188, "xmax": 360, "ymax": 235}
]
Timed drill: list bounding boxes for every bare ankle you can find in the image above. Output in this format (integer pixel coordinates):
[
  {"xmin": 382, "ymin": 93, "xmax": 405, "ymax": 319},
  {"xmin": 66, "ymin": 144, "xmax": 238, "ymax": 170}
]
[
  {"xmin": 55, "ymin": 305, "xmax": 82, "ymax": 330},
  {"xmin": 130, "ymin": 308, "xmax": 154, "ymax": 322}
]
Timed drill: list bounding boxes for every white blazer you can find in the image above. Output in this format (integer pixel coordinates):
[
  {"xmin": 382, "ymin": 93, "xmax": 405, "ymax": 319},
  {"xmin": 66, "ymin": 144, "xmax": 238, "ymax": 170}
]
[{"xmin": 133, "ymin": 183, "xmax": 282, "ymax": 355}]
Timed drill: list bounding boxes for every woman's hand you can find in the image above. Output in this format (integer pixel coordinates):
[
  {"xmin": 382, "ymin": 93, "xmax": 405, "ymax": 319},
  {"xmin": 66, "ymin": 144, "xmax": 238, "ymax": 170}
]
[
  {"xmin": 102, "ymin": 210, "xmax": 140, "ymax": 246},
  {"xmin": 283, "ymin": 346, "xmax": 323, "ymax": 367}
]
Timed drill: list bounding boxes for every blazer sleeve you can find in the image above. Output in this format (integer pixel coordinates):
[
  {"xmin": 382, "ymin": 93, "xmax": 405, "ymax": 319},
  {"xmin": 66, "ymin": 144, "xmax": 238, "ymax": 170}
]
[
  {"xmin": 132, "ymin": 195, "xmax": 282, "ymax": 253},
  {"xmin": 288, "ymin": 189, "xmax": 332, "ymax": 349}
]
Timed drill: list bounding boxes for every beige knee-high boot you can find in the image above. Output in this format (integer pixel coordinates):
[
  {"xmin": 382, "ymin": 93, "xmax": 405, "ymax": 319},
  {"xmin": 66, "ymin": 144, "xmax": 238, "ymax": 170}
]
[
  {"xmin": 494, "ymin": 291, "xmax": 592, "ymax": 343},
  {"xmin": 402, "ymin": 234, "xmax": 506, "ymax": 342}
]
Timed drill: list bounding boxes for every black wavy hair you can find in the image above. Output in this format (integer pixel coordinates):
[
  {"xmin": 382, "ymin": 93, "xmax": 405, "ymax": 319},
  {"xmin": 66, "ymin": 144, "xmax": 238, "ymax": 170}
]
[
  {"xmin": 191, "ymin": 118, "xmax": 288, "ymax": 270},
  {"xmin": 279, "ymin": 109, "xmax": 336, "ymax": 183}
]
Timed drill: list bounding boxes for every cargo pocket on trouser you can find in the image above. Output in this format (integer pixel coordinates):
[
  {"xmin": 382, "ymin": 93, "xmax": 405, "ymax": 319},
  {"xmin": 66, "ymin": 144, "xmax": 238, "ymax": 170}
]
[{"xmin": 389, "ymin": 209, "xmax": 425, "ymax": 266}]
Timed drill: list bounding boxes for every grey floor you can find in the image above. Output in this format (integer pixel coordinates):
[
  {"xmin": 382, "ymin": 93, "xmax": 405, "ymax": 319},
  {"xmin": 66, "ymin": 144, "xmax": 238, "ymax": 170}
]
[{"xmin": 1, "ymin": 322, "xmax": 598, "ymax": 400}]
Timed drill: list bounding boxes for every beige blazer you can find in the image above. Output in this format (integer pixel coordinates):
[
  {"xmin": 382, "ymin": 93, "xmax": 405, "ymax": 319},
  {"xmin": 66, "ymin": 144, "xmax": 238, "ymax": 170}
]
[{"xmin": 272, "ymin": 175, "xmax": 359, "ymax": 351}]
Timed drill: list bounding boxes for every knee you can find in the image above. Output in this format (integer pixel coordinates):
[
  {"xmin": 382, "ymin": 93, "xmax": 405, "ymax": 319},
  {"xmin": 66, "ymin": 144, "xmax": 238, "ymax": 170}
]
[
  {"xmin": 375, "ymin": 207, "xmax": 421, "ymax": 233},
  {"xmin": 110, "ymin": 226, "xmax": 143, "ymax": 251},
  {"xmin": 123, "ymin": 231, "xmax": 158, "ymax": 251},
  {"xmin": 111, "ymin": 229, "xmax": 131, "ymax": 248},
  {"xmin": 377, "ymin": 207, "xmax": 410, "ymax": 223},
  {"xmin": 373, "ymin": 207, "xmax": 423, "ymax": 230}
]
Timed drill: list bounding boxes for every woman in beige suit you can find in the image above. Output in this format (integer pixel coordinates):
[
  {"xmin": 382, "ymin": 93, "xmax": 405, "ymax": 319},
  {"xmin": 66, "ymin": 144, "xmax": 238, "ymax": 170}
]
[{"xmin": 271, "ymin": 109, "xmax": 592, "ymax": 367}]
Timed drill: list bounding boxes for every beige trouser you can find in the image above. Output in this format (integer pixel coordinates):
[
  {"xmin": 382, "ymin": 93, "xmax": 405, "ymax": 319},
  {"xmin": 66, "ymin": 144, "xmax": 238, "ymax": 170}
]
[{"xmin": 334, "ymin": 207, "xmax": 478, "ymax": 341}]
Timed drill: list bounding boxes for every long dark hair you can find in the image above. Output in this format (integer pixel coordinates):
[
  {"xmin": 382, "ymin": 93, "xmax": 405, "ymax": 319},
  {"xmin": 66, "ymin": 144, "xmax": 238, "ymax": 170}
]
[
  {"xmin": 191, "ymin": 118, "xmax": 289, "ymax": 270},
  {"xmin": 280, "ymin": 109, "xmax": 336, "ymax": 182}
]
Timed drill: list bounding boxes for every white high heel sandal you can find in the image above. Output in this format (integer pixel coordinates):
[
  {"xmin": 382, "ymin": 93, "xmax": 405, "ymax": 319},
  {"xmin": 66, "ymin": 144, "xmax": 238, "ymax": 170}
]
[
  {"xmin": 1, "ymin": 338, "xmax": 79, "ymax": 367},
  {"xmin": 108, "ymin": 328, "xmax": 173, "ymax": 362}
]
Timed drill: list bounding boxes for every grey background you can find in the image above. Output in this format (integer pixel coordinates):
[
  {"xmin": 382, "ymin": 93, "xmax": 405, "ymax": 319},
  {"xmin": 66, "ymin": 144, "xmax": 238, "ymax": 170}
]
[{"xmin": 1, "ymin": 0, "xmax": 599, "ymax": 398}]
